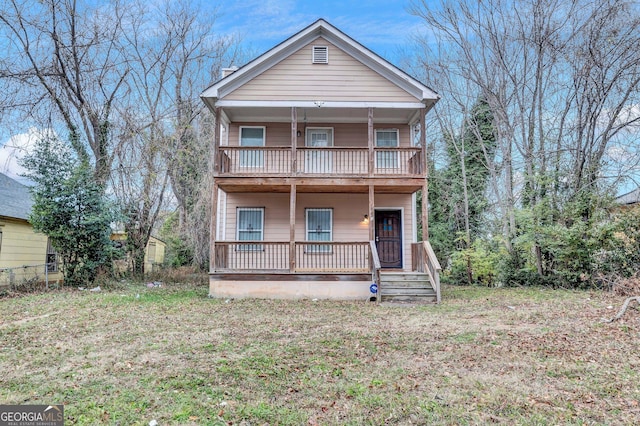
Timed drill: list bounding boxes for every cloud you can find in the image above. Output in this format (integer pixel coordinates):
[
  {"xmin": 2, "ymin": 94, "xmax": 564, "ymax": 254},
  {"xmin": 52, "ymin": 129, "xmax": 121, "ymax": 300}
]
[{"xmin": 0, "ymin": 128, "xmax": 49, "ymax": 182}]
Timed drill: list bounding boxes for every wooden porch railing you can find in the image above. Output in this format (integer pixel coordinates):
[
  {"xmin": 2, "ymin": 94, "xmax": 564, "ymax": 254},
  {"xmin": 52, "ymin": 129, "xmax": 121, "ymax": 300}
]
[
  {"xmin": 217, "ymin": 146, "xmax": 423, "ymax": 177},
  {"xmin": 214, "ymin": 242, "xmax": 290, "ymax": 271},
  {"xmin": 213, "ymin": 241, "xmax": 370, "ymax": 273},
  {"xmin": 411, "ymin": 241, "xmax": 442, "ymax": 303}
]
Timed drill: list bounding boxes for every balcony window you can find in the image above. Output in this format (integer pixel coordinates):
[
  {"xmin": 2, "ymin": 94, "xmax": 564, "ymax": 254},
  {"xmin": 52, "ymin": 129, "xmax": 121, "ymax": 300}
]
[
  {"xmin": 239, "ymin": 126, "xmax": 265, "ymax": 167},
  {"xmin": 375, "ymin": 129, "xmax": 399, "ymax": 169}
]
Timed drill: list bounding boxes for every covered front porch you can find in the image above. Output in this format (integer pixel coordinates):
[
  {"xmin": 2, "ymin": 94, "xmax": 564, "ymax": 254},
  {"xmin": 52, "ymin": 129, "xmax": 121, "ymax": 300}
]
[{"xmin": 209, "ymin": 239, "xmax": 441, "ymax": 302}]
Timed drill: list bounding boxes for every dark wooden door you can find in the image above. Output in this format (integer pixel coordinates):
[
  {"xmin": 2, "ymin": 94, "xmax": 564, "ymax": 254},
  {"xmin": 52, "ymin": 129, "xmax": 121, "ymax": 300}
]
[{"xmin": 375, "ymin": 210, "xmax": 402, "ymax": 268}]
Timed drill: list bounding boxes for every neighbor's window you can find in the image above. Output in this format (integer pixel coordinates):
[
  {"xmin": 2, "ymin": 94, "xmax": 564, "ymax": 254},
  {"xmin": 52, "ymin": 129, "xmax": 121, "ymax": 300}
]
[
  {"xmin": 147, "ymin": 242, "xmax": 157, "ymax": 263},
  {"xmin": 375, "ymin": 129, "xmax": 399, "ymax": 168},
  {"xmin": 306, "ymin": 208, "xmax": 332, "ymax": 252},
  {"xmin": 239, "ymin": 126, "xmax": 265, "ymax": 167},
  {"xmin": 46, "ymin": 238, "xmax": 58, "ymax": 273},
  {"xmin": 237, "ymin": 208, "xmax": 264, "ymax": 251}
]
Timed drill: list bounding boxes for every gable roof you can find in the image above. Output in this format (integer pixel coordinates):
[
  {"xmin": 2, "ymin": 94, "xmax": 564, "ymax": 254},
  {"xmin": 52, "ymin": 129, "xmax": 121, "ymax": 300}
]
[
  {"xmin": 615, "ymin": 187, "xmax": 640, "ymax": 206},
  {"xmin": 0, "ymin": 172, "xmax": 33, "ymax": 221},
  {"xmin": 201, "ymin": 19, "xmax": 440, "ymax": 109}
]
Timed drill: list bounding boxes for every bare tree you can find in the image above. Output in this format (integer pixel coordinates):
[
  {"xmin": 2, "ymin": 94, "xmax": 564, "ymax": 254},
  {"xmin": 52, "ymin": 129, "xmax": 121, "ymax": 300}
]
[
  {"xmin": 109, "ymin": 0, "xmax": 240, "ymax": 274},
  {"xmin": 411, "ymin": 0, "xmax": 640, "ymax": 278},
  {"xmin": 0, "ymin": 0, "xmax": 129, "ymax": 185},
  {"xmin": 162, "ymin": 0, "xmax": 241, "ymax": 268}
]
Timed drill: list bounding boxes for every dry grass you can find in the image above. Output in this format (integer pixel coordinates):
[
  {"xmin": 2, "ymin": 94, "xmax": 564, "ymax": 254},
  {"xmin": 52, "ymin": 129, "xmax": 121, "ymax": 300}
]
[{"xmin": 1, "ymin": 282, "xmax": 639, "ymax": 425}]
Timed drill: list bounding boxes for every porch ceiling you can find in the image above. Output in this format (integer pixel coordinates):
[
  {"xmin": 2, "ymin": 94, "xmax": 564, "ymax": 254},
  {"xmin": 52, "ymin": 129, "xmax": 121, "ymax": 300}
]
[
  {"xmin": 215, "ymin": 177, "xmax": 424, "ymax": 193},
  {"xmin": 221, "ymin": 106, "xmax": 420, "ymax": 124}
]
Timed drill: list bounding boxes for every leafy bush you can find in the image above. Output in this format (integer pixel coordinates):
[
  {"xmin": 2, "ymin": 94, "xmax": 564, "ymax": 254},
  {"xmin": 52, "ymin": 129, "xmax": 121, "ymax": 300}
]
[
  {"xmin": 447, "ymin": 237, "xmax": 502, "ymax": 286},
  {"xmin": 159, "ymin": 211, "xmax": 194, "ymax": 268}
]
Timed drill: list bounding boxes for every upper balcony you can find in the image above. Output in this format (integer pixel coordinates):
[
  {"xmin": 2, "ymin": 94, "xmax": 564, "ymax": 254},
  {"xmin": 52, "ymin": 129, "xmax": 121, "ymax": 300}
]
[{"xmin": 216, "ymin": 146, "xmax": 424, "ymax": 178}]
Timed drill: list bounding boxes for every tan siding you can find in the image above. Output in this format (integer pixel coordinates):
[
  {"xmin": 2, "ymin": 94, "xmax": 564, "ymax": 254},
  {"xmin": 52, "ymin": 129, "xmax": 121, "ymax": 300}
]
[
  {"xmin": 0, "ymin": 218, "xmax": 63, "ymax": 280},
  {"xmin": 224, "ymin": 193, "xmax": 415, "ymax": 270},
  {"xmin": 228, "ymin": 122, "xmax": 412, "ymax": 147},
  {"xmin": 225, "ymin": 193, "xmax": 291, "ymax": 241},
  {"xmin": 224, "ymin": 193, "xmax": 370, "ymax": 242},
  {"xmin": 225, "ymin": 38, "xmax": 419, "ymax": 103}
]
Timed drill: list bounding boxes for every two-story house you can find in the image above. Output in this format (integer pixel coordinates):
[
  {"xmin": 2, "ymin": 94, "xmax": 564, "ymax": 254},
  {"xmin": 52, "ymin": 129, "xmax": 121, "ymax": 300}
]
[{"xmin": 201, "ymin": 19, "xmax": 441, "ymax": 302}]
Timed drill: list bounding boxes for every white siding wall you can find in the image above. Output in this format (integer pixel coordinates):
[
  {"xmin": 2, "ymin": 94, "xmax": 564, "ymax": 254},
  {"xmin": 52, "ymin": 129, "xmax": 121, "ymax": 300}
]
[{"xmin": 225, "ymin": 38, "xmax": 419, "ymax": 103}]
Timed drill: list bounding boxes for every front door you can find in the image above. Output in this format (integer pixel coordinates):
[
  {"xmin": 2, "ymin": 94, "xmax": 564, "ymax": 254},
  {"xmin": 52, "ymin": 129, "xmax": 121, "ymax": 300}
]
[{"xmin": 375, "ymin": 210, "xmax": 402, "ymax": 268}]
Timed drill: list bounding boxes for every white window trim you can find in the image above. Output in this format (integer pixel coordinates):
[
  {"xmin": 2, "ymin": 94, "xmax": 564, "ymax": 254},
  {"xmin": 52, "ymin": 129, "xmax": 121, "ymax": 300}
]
[
  {"xmin": 374, "ymin": 128, "xmax": 399, "ymax": 147},
  {"xmin": 238, "ymin": 126, "xmax": 266, "ymax": 168},
  {"xmin": 312, "ymin": 45, "xmax": 329, "ymax": 64},
  {"xmin": 238, "ymin": 126, "xmax": 266, "ymax": 146},
  {"xmin": 375, "ymin": 129, "xmax": 400, "ymax": 169},
  {"xmin": 305, "ymin": 127, "xmax": 334, "ymax": 147}
]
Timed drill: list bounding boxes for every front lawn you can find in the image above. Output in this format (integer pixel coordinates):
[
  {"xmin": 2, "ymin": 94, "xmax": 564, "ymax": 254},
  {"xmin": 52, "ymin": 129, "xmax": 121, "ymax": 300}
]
[{"xmin": 1, "ymin": 282, "xmax": 638, "ymax": 425}]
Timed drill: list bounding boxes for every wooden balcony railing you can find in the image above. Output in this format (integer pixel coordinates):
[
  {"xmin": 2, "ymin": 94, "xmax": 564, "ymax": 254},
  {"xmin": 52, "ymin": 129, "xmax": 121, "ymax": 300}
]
[
  {"xmin": 217, "ymin": 147, "xmax": 423, "ymax": 177},
  {"xmin": 411, "ymin": 241, "xmax": 442, "ymax": 303},
  {"xmin": 213, "ymin": 241, "xmax": 370, "ymax": 273}
]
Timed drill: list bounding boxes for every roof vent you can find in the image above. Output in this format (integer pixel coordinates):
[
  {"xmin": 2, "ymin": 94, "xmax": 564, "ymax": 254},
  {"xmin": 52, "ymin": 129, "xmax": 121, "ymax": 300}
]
[{"xmin": 312, "ymin": 46, "xmax": 328, "ymax": 64}]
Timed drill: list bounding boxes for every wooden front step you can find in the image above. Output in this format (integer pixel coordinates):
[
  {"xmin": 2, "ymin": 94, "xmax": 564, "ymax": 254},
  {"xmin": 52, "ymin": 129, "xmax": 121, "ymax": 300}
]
[{"xmin": 379, "ymin": 272, "xmax": 436, "ymax": 304}]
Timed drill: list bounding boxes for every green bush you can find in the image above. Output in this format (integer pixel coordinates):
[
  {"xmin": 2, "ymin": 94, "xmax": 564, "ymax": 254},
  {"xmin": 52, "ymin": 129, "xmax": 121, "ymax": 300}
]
[{"xmin": 447, "ymin": 238, "xmax": 502, "ymax": 286}]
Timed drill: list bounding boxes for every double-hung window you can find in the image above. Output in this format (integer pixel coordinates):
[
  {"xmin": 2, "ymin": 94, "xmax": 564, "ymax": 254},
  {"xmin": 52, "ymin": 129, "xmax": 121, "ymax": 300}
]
[
  {"xmin": 239, "ymin": 126, "xmax": 265, "ymax": 167},
  {"xmin": 237, "ymin": 208, "xmax": 264, "ymax": 251},
  {"xmin": 375, "ymin": 129, "xmax": 399, "ymax": 169},
  {"xmin": 306, "ymin": 208, "xmax": 332, "ymax": 253}
]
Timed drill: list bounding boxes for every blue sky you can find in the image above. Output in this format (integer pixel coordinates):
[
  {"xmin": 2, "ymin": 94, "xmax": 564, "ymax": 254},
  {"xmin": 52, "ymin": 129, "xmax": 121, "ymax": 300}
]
[{"xmin": 215, "ymin": 0, "xmax": 425, "ymax": 64}]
